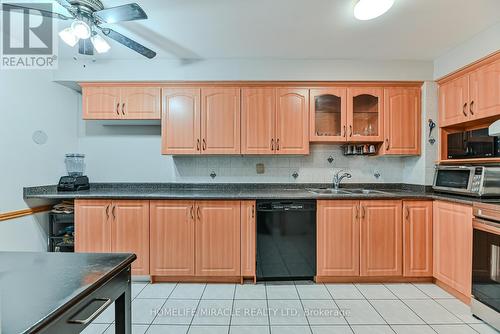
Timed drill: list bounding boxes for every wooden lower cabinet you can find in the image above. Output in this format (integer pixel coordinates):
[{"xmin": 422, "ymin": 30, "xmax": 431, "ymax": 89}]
[
  {"xmin": 241, "ymin": 201, "xmax": 256, "ymax": 277},
  {"xmin": 75, "ymin": 199, "xmax": 150, "ymax": 275},
  {"xmin": 360, "ymin": 200, "xmax": 402, "ymax": 276},
  {"xmin": 150, "ymin": 201, "xmax": 195, "ymax": 276},
  {"xmin": 403, "ymin": 201, "xmax": 433, "ymax": 277},
  {"xmin": 150, "ymin": 200, "xmax": 242, "ymax": 278},
  {"xmin": 433, "ymin": 201, "xmax": 473, "ymax": 297},
  {"xmin": 317, "ymin": 200, "xmax": 360, "ymax": 276},
  {"xmin": 196, "ymin": 201, "xmax": 241, "ymax": 276}
]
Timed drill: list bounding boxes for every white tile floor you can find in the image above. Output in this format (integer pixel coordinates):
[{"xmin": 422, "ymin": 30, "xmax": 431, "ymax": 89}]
[{"xmin": 81, "ymin": 282, "xmax": 499, "ymax": 334}]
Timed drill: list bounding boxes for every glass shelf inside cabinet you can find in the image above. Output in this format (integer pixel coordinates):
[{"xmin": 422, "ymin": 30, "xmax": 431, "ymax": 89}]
[
  {"xmin": 352, "ymin": 94, "xmax": 379, "ymax": 137},
  {"xmin": 314, "ymin": 94, "xmax": 342, "ymax": 137}
]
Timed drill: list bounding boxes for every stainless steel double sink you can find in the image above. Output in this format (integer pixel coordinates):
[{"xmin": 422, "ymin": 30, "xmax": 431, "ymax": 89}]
[{"xmin": 307, "ymin": 188, "xmax": 391, "ymax": 195}]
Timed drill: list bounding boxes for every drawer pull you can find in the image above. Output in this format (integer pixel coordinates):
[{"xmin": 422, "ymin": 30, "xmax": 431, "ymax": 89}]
[{"xmin": 68, "ymin": 298, "xmax": 112, "ymax": 325}]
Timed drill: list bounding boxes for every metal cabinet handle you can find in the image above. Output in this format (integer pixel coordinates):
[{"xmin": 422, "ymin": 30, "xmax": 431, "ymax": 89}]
[
  {"xmin": 271, "ymin": 138, "xmax": 274, "ymax": 151},
  {"xmin": 349, "ymin": 125, "xmax": 353, "ymax": 137},
  {"xmin": 385, "ymin": 138, "xmax": 390, "ymax": 150},
  {"xmin": 355, "ymin": 205, "xmax": 359, "ymax": 219},
  {"xmin": 68, "ymin": 298, "xmax": 112, "ymax": 325},
  {"xmin": 197, "ymin": 206, "xmax": 201, "ymax": 220},
  {"xmin": 202, "ymin": 139, "xmax": 207, "ymax": 151},
  {"xmin": 111, "ymin": 205, "xmax": 116, "ymax": 220},
  {"xmin": 462, "ymin": 102, "xmax": 468, "ymax": 116},
  {"xmin": 405, "ymin": 207, "xmax": 410, "ymax": 220},
  {"xmin": 190, "ymin": 206, "xmax": 194, "ymax": 220},
  {"xmin": 469, "ymin": 101, "xmax": 474, "ymax": 115},
  {"xmin": 196, "ymin": 139, "xmax": 200, "ymax": 151},
  {"xmin": 121, "ymin": 103, "xmax": 125, "ymax": 115},
  {"xmin": 116, "ymin": 103, "xmax": 120, "ymax": 115},
  {"xmin": 276, "ymin": 138, "xmax": 280, "ymax": 151},
  {"xmin": 361, "ymin": 206, "xmax": 366, "ymax": 219},
  {"xmin": 251, "ymin": 205, "xmax": 255, "ymax": 218},
  {"xmin": 342, "ymin": 125, "xmax": 346, "ymax": 138},
  {"xmin": 105, "ymin": 205, "xmax": 109, "ymax": 219}
]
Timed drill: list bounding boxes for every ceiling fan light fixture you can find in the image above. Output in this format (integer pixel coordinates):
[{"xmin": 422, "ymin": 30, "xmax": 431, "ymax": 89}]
[
  {"xmin": 71, "ymin": 19, "xmax": 91, "ymax": 39},
  {"xmin": 59, "ymin": 27, "xmax": 79, "ymax": 47},
  {"xmin": 91, "ymin": 33, "xmax": 111, "ymax": 53},
  {"xmin": 354, "ymin": 0, "xmax": 394, "ymax": 20}
]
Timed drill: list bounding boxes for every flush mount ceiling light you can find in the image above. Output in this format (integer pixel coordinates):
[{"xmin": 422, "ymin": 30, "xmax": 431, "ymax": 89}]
[{"xmin": 354, "ymin": 0, "xmax": 395, "ymax": 20}]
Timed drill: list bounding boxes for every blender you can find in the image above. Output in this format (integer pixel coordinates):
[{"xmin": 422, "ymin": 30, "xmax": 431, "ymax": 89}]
[{"xmin": 57, "ymin": 154, "xmax": 90, "ymax": 191}]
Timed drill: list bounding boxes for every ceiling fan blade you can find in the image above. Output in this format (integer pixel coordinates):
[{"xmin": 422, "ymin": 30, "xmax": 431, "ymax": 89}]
[
  {"xmin": 54, "ymin": 0, "xmax": 76, "ymax": 16},
  {"xmin": 1, "ymin": 3, "xmax": 72, "ymax": 20},
  {"xmin": 78, "ymin": 39, "xmax": 94, "ymax": 56},
  {"xmin": 93, "ymin": 3, "xmax": 147, "ymax": 23},
  {"xmin": 99, "ymin": 27, "xmax": 156, "ymax": 59}
]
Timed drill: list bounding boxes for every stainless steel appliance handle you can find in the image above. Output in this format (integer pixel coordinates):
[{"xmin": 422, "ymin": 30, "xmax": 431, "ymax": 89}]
[
  {"xmin": 68, "ymin": 298, "xmax": 112, "ymax": 324},
  {"xmin": 473, "ymin": 218, "xmax": 500, "ymax": 235}
]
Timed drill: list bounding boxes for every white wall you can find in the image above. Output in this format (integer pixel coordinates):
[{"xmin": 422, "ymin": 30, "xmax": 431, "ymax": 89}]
[
  {"xmin": 434, "ymin": 21, "xmax": 500, "ymax": 79},
  {"xmin": 0, "ymin": 70, "xmax": 79, "ymax": 251}
]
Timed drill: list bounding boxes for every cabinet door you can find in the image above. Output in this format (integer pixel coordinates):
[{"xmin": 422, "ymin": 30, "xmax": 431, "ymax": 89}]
[
  {"xmin": 111, "ymin": 200, "xmax": 150, "ymax": 275},
  {"xmin": 433, "ymin": 201, "xmax": 472, "ymax": 297},
  {"xmin": 150, "ymin": 200, "xmax": 195, "ymax": 276},
  {"xmin": 75, "ymin": 199, "xmax": 112, "ymax": 252},
  {"xmin": 469, "ymin": 59, "xmax": 500, "ymax": 121},
  {"xmin": 121, "ymin": 87, "xmax": 161, "ymax": 119},
  {"xmin": 276, "ymin": 88, "xmax": 309, "ymax": 154},
  {"xmin": 241, "ymin": 201, "xmax": 256, "ymax": 277},
  {"xmin": 201, "ymin": 88, "xmax": 241, "ymax": 154},
  {"xmin": 310, "ymin": 88, "xmax": 348, "ymax": 142},
  {"xmin": 162, "ymin": 88, "xmax": 201, "ymax": 155},
  {"xmin": 403, "ymin": 201, "xmax": 432, "ymax": 277},
  {"xmin": 360, "ymin": 200, "xmax": 402, "ymax": 276},
  {"xmin": 439, "ymin": 76, "xmax": 469, "ymax": 127},
  {"xmin": 347, "ymin": 87, "xmax": 384, "ymax": 142},
  {"xmin": 241, "ymin": 88, "xmax": 276, "ymax": 154},
  {"xmin": 82, "ymin": 86, "xmax": 121, "ymax": 119},
  {"xmin": 384, "ymin": 87, "xmax": 421, "ymax": 155},
  {"xmin": 317, "ymin": 200, "xmax": 360, "ymax": 276},
  {"xmin": 196, "ymin": 201, "xmax": 241, "ymax": 276}
]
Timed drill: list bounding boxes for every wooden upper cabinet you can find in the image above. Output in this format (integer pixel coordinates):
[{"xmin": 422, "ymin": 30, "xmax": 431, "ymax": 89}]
[
  {"xmin": 317, "ymin": 200, "xmax": 360, "ymax": 277},
  {"xmin": 241, "ymin": 201, "xmax": 256, "ymax": 277},
  {"xmin": 75, "ymin": 199, "xmax": 112, "ymax": 253},
  {"xmin": 403, "ymin": 201, "xmax": 433, "ymax": 277},
  {"xmin": 439, "ymin": 76, "xmax": 469, "ymax": 127},
  {"xmin": 469, "ymin": 59, "xmax": 500, "ymax": 121},
  {"xmin": 241, "ymin": 88, "xmax": 276, "ymax": 154},
  {"xmin": 201, "ymin": 88, "xmax": 241, "ymax": 154},
  {"xmin": 121, "ymin": 87, "xmax": 161, "ymax": 119},
  {"xmin": 150, "ymin": 200, "xmax": 195, "ymax": 276},
  {"xmin": 162, "ymin": 88, "xmax": 201, "ymax": 155},
  {"xmin": 111, "ymin": 200, "xmax": 150, "ymax": 275},
  {"xmin": 310, "ymin": 88, "xmax": 347, "ymax": 142},
  {"xmin": 195, "ymin": 201, "xmax": 241, "ymax": 276},
  {"xmin": 347, "ymin": 87, "xmax": 384, "ymax": 142},
  {"xmin": 433, "ymin": 201, "xmax": 472, "ymax": 297},
  {"xmin": 276, "ymin": 88, "xmax": 309, "ymax": 154},
  {"xmin": 82, "ymin": 87, "xmax": 121, "ymax": 120},
  {"xmin": 82, "ymin": 86, "xmax": 160, "ymax": 120},
  {"xmin": 383, "ymin": 87, "xmax": 421, "ymax": 155},
  {"xmin": 360, "ymin": 200, "xmax": 402, "ymax": 276}
]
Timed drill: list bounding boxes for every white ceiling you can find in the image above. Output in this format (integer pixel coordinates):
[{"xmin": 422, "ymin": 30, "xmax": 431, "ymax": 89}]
[{"xmin": 53, "ymin": 0, "xmax": 500, "ymax": 61}]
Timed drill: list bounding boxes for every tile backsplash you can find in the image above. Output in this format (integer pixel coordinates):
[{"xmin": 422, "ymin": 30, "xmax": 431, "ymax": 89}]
[{"xmin": 172, "ymin": 144, "xmax": 406, "ymax": 184}]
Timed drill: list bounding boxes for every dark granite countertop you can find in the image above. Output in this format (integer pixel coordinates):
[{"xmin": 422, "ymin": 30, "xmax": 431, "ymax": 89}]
[{"xmin": 23, "ymin": 183, "xmax": 500, "ymax": 205}]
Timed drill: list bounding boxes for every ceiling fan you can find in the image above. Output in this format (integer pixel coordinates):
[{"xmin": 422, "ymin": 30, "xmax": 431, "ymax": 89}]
[{"xmin": 1, "ymin": 0, "xmax": 157, "ymax": 58}]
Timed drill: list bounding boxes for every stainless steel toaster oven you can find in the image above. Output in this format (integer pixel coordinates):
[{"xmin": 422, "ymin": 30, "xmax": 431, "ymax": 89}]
[{"xmin": 433, "ymin": 166, "xmax": 500, "ymax": 197}]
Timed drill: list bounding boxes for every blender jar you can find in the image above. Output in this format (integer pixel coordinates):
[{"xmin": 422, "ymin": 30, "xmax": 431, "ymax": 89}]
[{"xmin": 65, "ymin": 154, "xmax": 85, "ymax": 176}]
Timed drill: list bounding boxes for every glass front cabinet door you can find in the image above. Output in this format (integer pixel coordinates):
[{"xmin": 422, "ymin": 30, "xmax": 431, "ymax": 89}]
[
  {"xmin": 347, "ymin": 87, "xmax": 384, "ymax": 142},
  {"xmin": 309, "ymin": 88, "xmax": 347, "ymax": 142}
]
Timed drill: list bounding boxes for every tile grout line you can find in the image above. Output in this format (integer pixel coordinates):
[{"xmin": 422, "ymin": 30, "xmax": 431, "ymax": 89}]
[
  {"xmin": 187, "ymin": 284, "xmax": 208, "ymax": 333},
  {"xmin": 294, "ymin": 281, "xmax": 313, "ymax": 334},
  {"xmin": 264, "ymin": 282, "xmax": 272, "ymax": 334},
  {"xmin": 227, "ymin": 283, "xmax": 237, "ymax": 334},
  {"xmin": 351, "ymin": 283, "xmax": 395, "ymax": 333},
  {"xmin": 323, "ymin": 282, "xmax": 355, "ymax": 334},
  {"xmin": 147, "ymin": 282, "xmax": 178, "ymax": 332}
]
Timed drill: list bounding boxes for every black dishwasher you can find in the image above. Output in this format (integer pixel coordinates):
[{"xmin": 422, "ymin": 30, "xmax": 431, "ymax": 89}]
[{"xmin": 256, "ymin": 200, "xmax": 316, "ymax": 281}]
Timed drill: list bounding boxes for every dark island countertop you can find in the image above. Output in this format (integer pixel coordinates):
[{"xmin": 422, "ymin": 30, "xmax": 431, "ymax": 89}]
[
  {"xmin": 0, "ymin": 252, "xmax": 135, "ymax": 334},
  {"xmin": 23, "ymin": 183, "xmax": 500, "ymax": 205}
]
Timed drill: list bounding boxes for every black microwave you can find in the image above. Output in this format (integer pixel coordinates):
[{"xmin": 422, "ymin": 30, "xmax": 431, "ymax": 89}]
[{"xmin": 447, "ymin": 128, "xmax": 500, "ymax": 159}]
